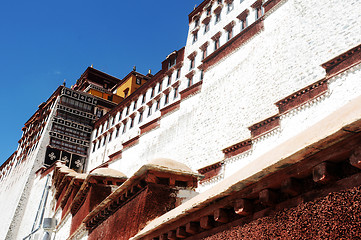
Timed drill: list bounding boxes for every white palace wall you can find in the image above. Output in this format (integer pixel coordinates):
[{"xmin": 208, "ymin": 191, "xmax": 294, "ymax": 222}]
[{"xmin": 91, "ymin": 0, "xmax": 361, "ymax": 191}]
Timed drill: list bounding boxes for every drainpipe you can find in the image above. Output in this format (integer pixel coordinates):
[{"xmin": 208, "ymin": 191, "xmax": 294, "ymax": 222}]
[{"xmin": 23, "ymin": 174, "xmax": 51, "ymax": 240}]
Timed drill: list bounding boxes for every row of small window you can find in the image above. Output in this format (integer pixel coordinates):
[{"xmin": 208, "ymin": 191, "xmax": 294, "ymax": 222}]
[
  {"xmin": 95, "ymin": 75, "xmax": 182, "ymax": 138},
  {"xmin": 192, "ymin": 3, "xmax": 263, "ymax": 44},
  {"xmin": 92, "ymin": 89, "xmax": 180, "ymax": 152}
]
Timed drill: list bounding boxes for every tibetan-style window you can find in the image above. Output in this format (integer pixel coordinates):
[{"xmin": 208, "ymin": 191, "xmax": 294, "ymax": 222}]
[
  {"xmin": 138, "ymin": 111, "xmax": 143, "ymax": 123},
  {"xmin": 215, "ymin": 12, "xmax": 221, "ymax": 24},
  {"xmin": 224, "ymin": 21, "xmax": 235, "ymax": 41},
  {"xmin": 164, "ymin": 93, "xmax": 169, "ymax": 105},
  {"xmin": 200, "ymin": 42, "xmax": 209, "ymax": 60},
  {"xmin": 176, "ymin": 69, "xmax": 181, "ymax": 79},
  {"xmin": 167, "ymin": 75, "xmax": 172, "ymax": 86},
  {"xmin": 148, "ymin": 105, "xmax": 152, "ymax": 116},
  {"xmin": 108, "ymin": 131, "xmax": 113, "ymax": 142},
  {"xmin": 115, "ymin": 127, "xmax": 120, "ymax": 138},
  {"xmin": 173, "ymin": 87, "xmax": 179, "ymax": 99},
  {"xmin": 204, "ymin": 22, "xmax": 210, "ymax": 34},
  {"xmin": 133, "ymin": 101, "xmax": 137, "ymax": 110},
  {"xmin": 129, "ymin": 117, "xmax": 134, "ymax": 129},
  {"xmin": 192, "ymin": 31, "xmax": 198, "ymax": 44},
  {"xmin": 190, "ymin": 58, "xmax": 195, "ymax": 70},
  {"xmin": 200, "ymin": 70, "xmax": 204, "ymax": 81},
  {"xmin": 188, "ymin": 77, "xmax": 193, "ymax": 87},
  {"xmin": 227, "ymin": 1, "xmax": 234, "ymax": 13},
  {"xmin": 252, "ymin": 0, "xmax": 263, "ymax": 19},
  {"xmin": 92, "ymin": 141, "xmax": 96, "ymax": 152},
  {"xmin": 151, "ymin": 87, "xmax": 155, "ymax": 98},
  {"xmin": 142, "ymin": 94, "xmax": 146, "ymax": 104},
  {"xmin": 156, "ymin": 99, "xmax": 161, "ymax": 111},
  {"xmin": 158, "ymin": 81, "xmax": 162, "ymax": 93},
  {"xmin": 212, "ymin": 32, "xmax": 222, "ymax": 50},
  {"xmin": 126, "ymin": 106, "xmax": 130, "ymax": 116},
  {"xmin": 122, "ymin": 122, "xmax": 127, "ymax": 134}
]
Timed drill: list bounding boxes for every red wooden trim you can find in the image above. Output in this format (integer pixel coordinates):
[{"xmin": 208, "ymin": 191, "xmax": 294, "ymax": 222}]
[
  {"xmin": 248, "ymin": 115, "xmax": 280, "ymax": 138},
  {"xmin": 275, "ymin": 78, "xmax": 328, "ymax": 114},
  {"xmin": 321, "ymin": 44, "xmax": 361, "ymax": 78},
  {"xmin": 264, "ymin": 0, "xmax": 283, "ymax": 13},
  {"xmin": 161, "ymin": 100, "xmax": 181, "ymax": 117},
  {"xmin": 185, "ymin": 70, "xmax": 195, "ymax": 79},
  {"xmin": 237, "ymin": 9, "xmax": 249, "ymax": 20},
  {"xmin": 140, "ymin": 117, "xmax": 160, "ymax": 135},
  {"xmin": 198, "ymin": 161, "xmax": 223, "ymax": 183},
  {"xmin": 223, "ymin": 139, "xmax": 252, "ymax": 158},
  {"xmin": 122, "ymin": 136, "xmax": 140, "ymax": 149},
  {"xmin": 202, "ymin": 19, "xmax": 264, "ymax": 71},
  {"xmin": 108, "ymin": 150, "xmax": 122, "ymax": 161},
  {"xmin": 180, "ymin": 81, "xmax": 203, "ymax": 100}
]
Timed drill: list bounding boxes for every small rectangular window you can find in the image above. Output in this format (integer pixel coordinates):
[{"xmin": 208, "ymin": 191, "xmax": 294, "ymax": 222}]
[
  {"xmin": 176, "ymin": 69, "xmax": 181, "ymax": 79},
  {"xmin": 138, "ymin": 111, "xmax": 143, "ymax": 123},
  {"xmin": 148, "ymin": 104, "xmax": 152, "ymax": 116},
  {"xmin": 204, "ymin": 23, "xmax": 210, "ymax": 34},
  {"xmin": 142, "ymin": 94, "xmax": 146, "ymax": 104},
  {"xmin": 151, "ymin": 87, "xmax": 155, "ymax": 98},
  {"xmin": 174, "ymin": 87, "xmax": 179, "ymax": 99},
  {"xmin": 188, "ymin": 77, "xmax": 193, "ymax": 87},
  {"xmin": 192, "ymin": 32, "xmax": 198, "ymax": 44},
  {"xmin": 164, "ymin": 93, "xmax": 169, "ymax": 105},
  {"xmin": 215, "ymin": 13, "xmax": 221, "ymax": 23},
  {"xmin": 158, "ymin": 81, "xmax": 162, "ymax": 93},
  {"xmin": 167, "ymin": 76, "xmax": 172, "ymax": 86},
  {"xmin": 156, "ymin": 100, "xmax": 160, "ymax": 111},
  {"xmin": 130, "ymin": 118, "xmax": 134, "ymax": 129}
]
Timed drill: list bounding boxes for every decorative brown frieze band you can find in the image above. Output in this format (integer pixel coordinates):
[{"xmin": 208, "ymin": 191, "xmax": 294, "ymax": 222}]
[
  {"xmin": 198, "ymin": 161, "xmax": 223, "ymax": 183},
  {"xmin": 122, "ymin": 136, "xmax": 140, "ymax": 149},
  {"xmin": 275, "ymin": 79, "xmax": 328, "ymax": 114},
  {"xmin": 263, "ymin": 0, "xmax": 283, "ymax": 13},
  {"xmin": 202, "ymin": 15, "xmax": 212, "ymax": 25},
  {"xmin": 237, "ymin": 9, "xmax": 249, "ymax": 20},
  {"xmin": 109, "ymin": 150, "xmax": 122, "ymax": 162},
  {"xmin": 222, "ymin": 139, "xmax": 252, "ymax": 158},
  {"xmin": 180, "ymin": 81, "xmax": 203, "ymax": 100},
  {"xmin": 140, "ymin": 117, "xmax": 160, "ymax": 135},
  {"xmin": 161, "ymin": 100, "xmax": 181, "ymax": 117},
  {"xmin": 321, "ymin": 44, "xmax": 361, "ymax": 78},
  {"xmin": 249, "ymin": 115, "xmax": 280, "ymax": 138},
  {"xmin": 185, "ymin": 70, "xmax": 195, "ymax": 79},
  {"xmin": 251, "ymin": 0, "xmax": 263, "ymax": 8},
  {"xmin": 202, "ymin": 19, "xmax": 264, "ymax": 71}
]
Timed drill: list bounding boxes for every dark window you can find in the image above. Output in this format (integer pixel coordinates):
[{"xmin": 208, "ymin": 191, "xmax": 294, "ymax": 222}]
[
  {"xmin": 133, "ymin": 101, "xmax": 137, "ymax": 110},
  {"xmin": 204, "ymin": 23, "xmax": 210, "ymax": 33},
  {"xmin": 126, "ymin": 106, "xmax": 129, "ymax": 115},
  {"xmin": 130, "ymin": 118, "xmax": 134, "ymax": 129},
  {"xmin": 202, "ymin": 48, "xmax": 207, "ymax": 60},
  {"xmin": 190, "ymin": 58, "xmax": 195, "ymax": 70},
  {"xmin": 156, "ymin": 100, "xmax": 160, "ymax": 111},
  {"xmin": 194, "ymin": 18, "xmax": 199, "ymax": 28},
  {"xmin": 167, "ymin": 76, "xmax": 172, "ymax": 86},
  {"xmin": 206, "ymin": 7, "xmax": 212, "ymax": 16},
  {"xmin": 200, "ymin": 70, "xmax": 204, "ymax": 80},
  {"xmin": 142, "ymin": 94, "xmax": 146, "ymax": 104},
  {"xmin": 116, "ymin": 127, "xmax": 120, "ymax": 138},
  {"xmin": 122, "ymin": 122, "xmax": 127, "ymax": 134},
  {"xmin": 164, "ymin": 93, "xmax": 169, "ymax": 105},
  {"xmin": 151, "ymin": 87, "xmax": 155, "ymax": 97},
  {"xmin": 109, "ymin": 132, "xmax": 113, "ymax": 142},
  {"xmin": 188, "ymin": 77, "xmax": 193, "ymax": 87},
  {"xmin": 192, "ymin": 32, "xmax": 198, "ymax": 44},
  {"xmin": 158, "ymin": 81, "xmax": 162, "ymax": 93},
  {"xmin": 92, "ymin": 142, "xmax": 96, "ymax": 152},
  {"xmin": 176, "ymin": 69, "xmax": 181, "ymax": 79},
  {"xmin": 227, "ymin": 2, "xmax": 234, "ymax": 13},
  {"xmin": 148, "ymin": 105, "xmax": 152, "ymax": 116},
  {"xmin": 138, "ymin": 111, "xmax": 143, "ymax": 123},
  {"xmin": 214, "ymin": 38, "xmax": 220, "ymax": 50},
  {"xmin": 215, "ymin": 13, "xmax": 221, "ymax": 23},
  {"xmin": 227, "ymin": 29, "xmax": 233, "ymax": 41},
  {"xmin": 241, "ymin": 18, "xmax": 247, "ymax": 30}
]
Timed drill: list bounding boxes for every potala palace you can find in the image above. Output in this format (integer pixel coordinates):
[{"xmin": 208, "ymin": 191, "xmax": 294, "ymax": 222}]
[{"xmin": 1, "ymin": 0, "xmax": 361, "ymax": 239}]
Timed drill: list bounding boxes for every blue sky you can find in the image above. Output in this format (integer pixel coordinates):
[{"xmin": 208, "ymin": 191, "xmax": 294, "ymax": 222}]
[{"xmin": 0, "ymin": 0, "xmax": 204, "ymax": 165}]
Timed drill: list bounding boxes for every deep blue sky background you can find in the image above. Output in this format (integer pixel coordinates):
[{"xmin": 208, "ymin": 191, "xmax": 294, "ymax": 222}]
[{"xmin": 0, "ymin": 0, "xmax": 203, "ymax": 165}]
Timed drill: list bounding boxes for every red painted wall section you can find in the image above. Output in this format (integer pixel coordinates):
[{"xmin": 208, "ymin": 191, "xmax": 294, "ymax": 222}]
[
  {"xmin": 202, "ymin": 185, "xmax": 361, "ymax": 239},
  {"xmin": 88, "ymin": 184, "xmax": 176, "ymax": 240},
  {"xmin": 62, "ymin": 185, "xmax": 80, "ymax": 219},
  {"xmin": 70, "ymin": 185, "xmax": 113, "ymax": 235}
]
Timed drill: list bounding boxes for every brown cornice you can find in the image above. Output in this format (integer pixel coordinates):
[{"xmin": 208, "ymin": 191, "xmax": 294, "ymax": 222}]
[
  {"xmin": 140, "ymin": 117, "xmax": 160, "ymax": 135},
  {"xmin": 185, "ymin": 70, "xmax": 196, "ymax": 79},
  {"xmin": 263, "ymin": 0, "xmax": 283, "ymax": 13},
  {"xmin": 188, "ymin": 51, "xmax": 198, "ymax": 60},
  {"xmin": 222, "ymin": 139, "xmax": 252, "ymax": 158},
  {"xmin": 275, "ymin": 78, "xmax": 328, "ymax": 114},
  {"xmin": 237, "ymin": 9, "xmax": 249, "ymax": 20},
  {"xmin": 203, "ymin": 19, "xmax": 264, "ymax": 71},
  {"xmin": 200, "ymin": 41, "xmax": 210, "ymax": 51},
  {"xmin": 211, "ymin": 31, "xmax": 222, "ymax": 41},
  {"xmin": 180, "ymin": 81, "xmax": 203, "ymax": 100},
  {"xmin": 161, "ymin": 100, "xmax": 181, "ymax": 118},
  {"xmin": 122, "ymin": 136, "xmax": 140, "ymax": 149},
  {"xmin": 224, "ymin": 21, "xmax": 236, "ymax": 31},
  {"xmin": 202, "ymin": 15, "xmax": 212, "ymax": 25},
  {"xmin": 251, "ymin": 0, "xmax": 263, "ymax": 8},
  {"xmin": 214, "ymin": 4, "xmax": 223, "ymax": 14},
  {"xmin": 249, "ymin": 115, "xmax": 280, "ymax": 138},
  {"xmin": 321, "ymin": 43, "xmax": 361, "ymax": 78}
]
